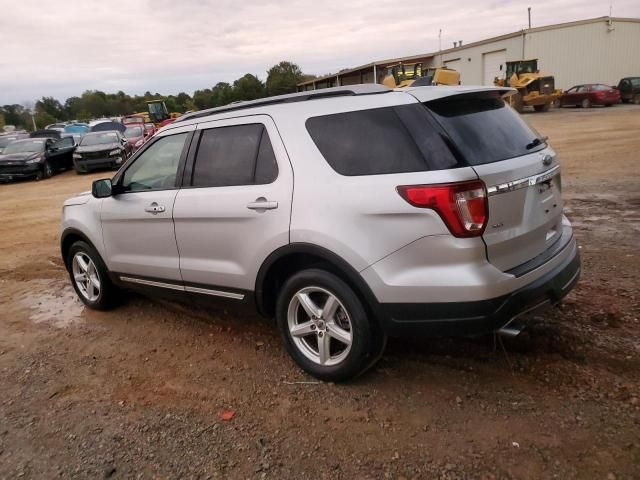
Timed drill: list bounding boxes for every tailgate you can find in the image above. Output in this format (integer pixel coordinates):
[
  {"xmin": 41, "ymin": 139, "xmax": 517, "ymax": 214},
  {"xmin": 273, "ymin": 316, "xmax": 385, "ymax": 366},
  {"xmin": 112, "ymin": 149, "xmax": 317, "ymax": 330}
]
[
  {"xmin": 422, "ymin": 90, "xmax": 566, "ymax": 273},
  {"xmin": 473, "ymin": 150, "xmax": 563, "ymax": 271}
]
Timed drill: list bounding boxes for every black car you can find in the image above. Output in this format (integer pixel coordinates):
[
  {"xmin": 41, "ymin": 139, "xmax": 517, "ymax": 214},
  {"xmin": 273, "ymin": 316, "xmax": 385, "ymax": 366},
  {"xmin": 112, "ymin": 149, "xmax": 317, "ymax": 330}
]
[
  {"xmin": 0, "ymin": 136, "xmax": 76, "ymax": 182},
  {"xmin": 617, "ymin": 77, "xmax": 640, "ymax": 104},
  {"xmin": 73, "ymin": 131, "xmax": 131, "ymax": 173},
  {"xmin": 0, "ymin": 133, "xmax": 29, "ymax": 154}
]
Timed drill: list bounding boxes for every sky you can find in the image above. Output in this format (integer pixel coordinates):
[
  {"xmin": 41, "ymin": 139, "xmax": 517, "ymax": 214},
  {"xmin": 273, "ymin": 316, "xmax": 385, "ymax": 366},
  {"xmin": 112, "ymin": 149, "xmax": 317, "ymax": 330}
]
[{"xmin": 1, "ymin": 0, "xmax": 638, "ymax": 105}]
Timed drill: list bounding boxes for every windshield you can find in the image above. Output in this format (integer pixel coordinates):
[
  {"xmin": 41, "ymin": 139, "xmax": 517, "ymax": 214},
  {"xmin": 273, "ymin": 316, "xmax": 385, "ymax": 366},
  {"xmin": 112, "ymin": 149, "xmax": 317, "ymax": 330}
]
[
  {"xmin": 2, "ymin": 140, "xmax": 45, "ymax": 154},
  {"xmin": 80, "ymin": 132, "xmax": 119, "ymax": 146},
  {"xmin": 124, "ymin": 126, "xmax": 143, "ymax": 138},
  {"xmin": 425, "ymin": 92, "xmax": 546, "ymax": 165},
  {"xmin": 0, "ymin": 137, "xmax": 19, "ymax": 148}
]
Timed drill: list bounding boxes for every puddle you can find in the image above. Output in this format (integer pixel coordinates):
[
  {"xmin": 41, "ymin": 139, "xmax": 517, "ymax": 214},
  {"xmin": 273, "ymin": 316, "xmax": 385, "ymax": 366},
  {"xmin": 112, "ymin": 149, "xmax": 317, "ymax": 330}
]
[{"xmin": 19, "ymin": 280, "xmax": 85, "ymax": 328}]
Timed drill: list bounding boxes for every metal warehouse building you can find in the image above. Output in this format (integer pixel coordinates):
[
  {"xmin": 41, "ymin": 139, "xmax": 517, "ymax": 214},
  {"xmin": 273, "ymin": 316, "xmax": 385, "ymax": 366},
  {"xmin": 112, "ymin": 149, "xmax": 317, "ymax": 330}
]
[{"xmin": 297, "ymin": 16, "xmax": 640, "ymax": 91}]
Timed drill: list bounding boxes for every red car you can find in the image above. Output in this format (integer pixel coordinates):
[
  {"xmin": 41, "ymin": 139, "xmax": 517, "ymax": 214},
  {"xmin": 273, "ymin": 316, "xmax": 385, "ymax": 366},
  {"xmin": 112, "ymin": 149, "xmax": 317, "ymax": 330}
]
[
  {"xmin": 123, "ymin": 123, "xmax": 148, "ymax": 152},
  {"xmin": 559, "ymin": 84, "xmax": 620, "ymax": 108}
]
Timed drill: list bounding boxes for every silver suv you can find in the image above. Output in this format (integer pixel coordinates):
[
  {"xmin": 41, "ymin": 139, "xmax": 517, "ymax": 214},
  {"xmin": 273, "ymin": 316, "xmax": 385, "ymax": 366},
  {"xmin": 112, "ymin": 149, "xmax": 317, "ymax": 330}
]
[{"xmin": 61, "ymin": 85, "xmax": 580, "ymax": 381}]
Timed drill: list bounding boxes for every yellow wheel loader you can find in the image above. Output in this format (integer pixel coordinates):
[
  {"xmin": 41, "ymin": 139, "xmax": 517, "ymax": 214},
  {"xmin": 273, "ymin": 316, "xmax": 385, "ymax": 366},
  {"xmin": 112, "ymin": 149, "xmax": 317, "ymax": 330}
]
[
  {"xmin": 381, "ymin": 63, "xmax": 460, "ymax": 88},
  {"xmin": 494, "ymin": 59, "xmax": 561, "ymax": 112}
]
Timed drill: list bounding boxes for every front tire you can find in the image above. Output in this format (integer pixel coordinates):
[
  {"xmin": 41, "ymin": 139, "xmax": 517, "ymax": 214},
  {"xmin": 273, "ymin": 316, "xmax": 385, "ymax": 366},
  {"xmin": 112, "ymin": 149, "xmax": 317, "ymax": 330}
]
[
  {"xmin": 276, "ymin": 269, "xmax": 381, "ymax": 382},
  {"xmin": 66, "ymin": 241, "xmax": 119, "ymax": 310},
  {"xmin": 581, "ymin": 98, "xmax": 592, "ymax": 108}
]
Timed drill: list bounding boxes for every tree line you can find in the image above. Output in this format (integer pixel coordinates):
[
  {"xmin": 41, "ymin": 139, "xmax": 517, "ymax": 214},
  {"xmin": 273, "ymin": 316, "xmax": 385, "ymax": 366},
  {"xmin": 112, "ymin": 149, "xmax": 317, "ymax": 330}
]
[{"xmin": 0, "ymin": 61, "xmax": 314, "ymax": 131}]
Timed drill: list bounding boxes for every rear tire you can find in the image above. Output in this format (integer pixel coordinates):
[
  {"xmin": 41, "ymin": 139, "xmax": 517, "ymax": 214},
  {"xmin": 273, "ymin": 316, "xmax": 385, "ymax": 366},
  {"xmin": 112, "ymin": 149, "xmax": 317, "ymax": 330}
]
[
  {"xmin": 66, "ymin": 241, "xmax": 119, "ymax": 310},
  {"xmin": 533, "ymin": 103, "xmax": 550, "ymax": 112},
  {"xmin": 276, "ymin": 269, "xmax": 383, "ymax": 382},
  {"xmin": 634, "ymin": 94, "xmax": 640, "ymax": 105},
  {"xmin": 581, "ymin": 98, "xmax": 592, "ymax": 108}
]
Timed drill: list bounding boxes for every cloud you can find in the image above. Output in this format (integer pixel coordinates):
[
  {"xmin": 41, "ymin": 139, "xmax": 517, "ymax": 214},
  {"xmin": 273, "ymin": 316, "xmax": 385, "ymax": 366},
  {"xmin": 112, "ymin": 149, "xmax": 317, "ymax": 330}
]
[{"xmin": 0, "ymin": 0, "xmax": 637, "ymax": 104}]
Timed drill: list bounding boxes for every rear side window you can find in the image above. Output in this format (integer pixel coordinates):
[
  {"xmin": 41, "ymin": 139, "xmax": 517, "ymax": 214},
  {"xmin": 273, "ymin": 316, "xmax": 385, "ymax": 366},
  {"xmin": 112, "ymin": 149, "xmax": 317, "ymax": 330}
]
[
  {"xmin": 426, "ymin": 92, "xmax": 546, "ymax": 165},
  {"xmin": 192, "ymin": 124, "xmax": 278, "ymax": 187},
  {"xmin": 306, "ymin": 104, "xmax": 459, "ymax": 176}
]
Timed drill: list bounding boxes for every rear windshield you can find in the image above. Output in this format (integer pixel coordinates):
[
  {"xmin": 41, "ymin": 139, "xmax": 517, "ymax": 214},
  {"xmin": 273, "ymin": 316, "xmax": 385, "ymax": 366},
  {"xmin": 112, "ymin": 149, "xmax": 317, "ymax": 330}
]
[
  {"xmin": 425, "ymin": 92, "xmax": 546, "ymax": 165},
  {"xmin": 306, "ymin": 104, "xmax": 460, "ymax": 176}
]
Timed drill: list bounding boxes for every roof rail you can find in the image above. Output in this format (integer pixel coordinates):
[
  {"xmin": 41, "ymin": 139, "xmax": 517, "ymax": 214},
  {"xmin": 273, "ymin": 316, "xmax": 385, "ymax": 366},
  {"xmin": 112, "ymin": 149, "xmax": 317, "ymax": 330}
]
[{"xmin": 175, "ymin": 84, "xmax": 391, "ymax": 123}]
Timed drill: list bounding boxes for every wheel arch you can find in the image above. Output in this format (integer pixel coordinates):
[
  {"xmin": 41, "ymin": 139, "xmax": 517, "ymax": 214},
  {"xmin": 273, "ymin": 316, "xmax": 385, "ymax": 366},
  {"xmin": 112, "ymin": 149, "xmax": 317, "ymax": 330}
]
[
  {"xmin": 60, "ymin": 228, "xmax": 100, "ymax": 270},
  {"xmin": 255, "ymin": 243, "xmax": 384, "ymax": 326}
]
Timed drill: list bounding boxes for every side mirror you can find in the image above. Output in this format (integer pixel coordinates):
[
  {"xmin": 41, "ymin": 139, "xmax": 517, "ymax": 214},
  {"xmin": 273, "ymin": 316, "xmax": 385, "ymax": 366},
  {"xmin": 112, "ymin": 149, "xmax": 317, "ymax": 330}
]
[{"xmin": 92, "ymin": 178, "xmax": 113, "ymax": 198}]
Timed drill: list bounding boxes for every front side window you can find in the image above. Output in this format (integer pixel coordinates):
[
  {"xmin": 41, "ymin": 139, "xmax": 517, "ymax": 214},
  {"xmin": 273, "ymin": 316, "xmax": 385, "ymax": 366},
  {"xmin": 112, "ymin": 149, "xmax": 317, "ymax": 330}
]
[
  {"xmin": 191, "ymin": 124, "xmax": 278, "ymax": 187},
  {"xmin": 121, "ymin": 133, "xmax": 188, "ymax": 192},
  {"xmin": 56, "ymin": 137, "xmax": 73, "ymax": 148}
]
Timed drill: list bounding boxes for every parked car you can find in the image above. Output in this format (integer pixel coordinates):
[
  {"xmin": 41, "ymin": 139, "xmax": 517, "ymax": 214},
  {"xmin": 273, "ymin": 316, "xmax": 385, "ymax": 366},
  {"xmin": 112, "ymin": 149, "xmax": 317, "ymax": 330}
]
[
  {"xmin": 143, "ymin": 122, "xmax": 157, "ymax": 137},
  {"xmin": 45, "ymin": 123, "xmax": 67, "ymax": 133},
  {"xmin": 61, "ymin": 85, "xmax": 580, "ymax": 381},
  {"xmin": 72, "ymin": 131, "xmax": 131, "ymax": 173},
  {"xmin": 616, "ymin": 77, "xmax": 640, "ymax": 104},
  {"xmin": 559, "ymin": 84, "xmax": 620, "ymax": 108},
  {"xmin": 0, "ymin": 136, "xmax": 76, "ymax": 181},
  {"xmin": 0, "ymin": 132, "xmax": 29, "ymax": 154},
  {"xmin": 123, "ymin": 123, "xmax": 147, "ymax": 152},
  {"xmin": 64, "ymin": 123, "xmax": 90, "ymax": 135},
  {"xmin": 31, "ymin": 129, "xmax": 62, "ymax": 139}
]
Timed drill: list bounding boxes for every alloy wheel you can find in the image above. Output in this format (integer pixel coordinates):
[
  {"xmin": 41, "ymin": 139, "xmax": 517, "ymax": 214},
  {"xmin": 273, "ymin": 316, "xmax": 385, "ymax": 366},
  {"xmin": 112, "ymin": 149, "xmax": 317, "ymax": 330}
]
[
  {"xmin": 72, "ymin": 252, "xmax": 101, "ymax": 302},
  {"xmin": 287, "ymin": 286, "xmax": 353, "ymax": 366}
]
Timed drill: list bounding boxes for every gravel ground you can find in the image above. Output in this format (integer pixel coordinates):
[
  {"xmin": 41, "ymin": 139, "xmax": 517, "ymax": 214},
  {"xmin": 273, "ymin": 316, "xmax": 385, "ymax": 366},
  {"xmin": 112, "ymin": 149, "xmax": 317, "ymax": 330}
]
[{"xmin": 1, "ymin": 105, "xmax": 639, "ymax": 479}]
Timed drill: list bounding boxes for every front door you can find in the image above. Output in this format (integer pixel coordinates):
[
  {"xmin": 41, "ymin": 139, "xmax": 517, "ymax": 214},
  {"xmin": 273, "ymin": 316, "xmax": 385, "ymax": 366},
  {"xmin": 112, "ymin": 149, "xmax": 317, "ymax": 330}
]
[
  {"xmin": 101, "ymin": 127, "xmax": 193, "ymax": 281},
  {"xmin": 173, "ymin": 116, "xmax": 293, "ymax": 293}
]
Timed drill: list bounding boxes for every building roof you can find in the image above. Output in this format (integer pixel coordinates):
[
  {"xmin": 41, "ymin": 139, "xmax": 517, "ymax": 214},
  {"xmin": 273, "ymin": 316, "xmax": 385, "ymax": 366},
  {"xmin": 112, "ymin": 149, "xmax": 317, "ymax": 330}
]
[{"xmin": 298, "ymin": 16, "xmax": 640, "ymax": 87}]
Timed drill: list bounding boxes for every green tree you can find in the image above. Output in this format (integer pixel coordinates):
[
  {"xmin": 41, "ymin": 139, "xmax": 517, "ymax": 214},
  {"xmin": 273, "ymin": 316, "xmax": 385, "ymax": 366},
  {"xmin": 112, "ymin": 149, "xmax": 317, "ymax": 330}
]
[
  {"xmin": 232, "ymin": 74, "xmax": 265, "ymax": 102},
  {"xmin": 36, "ymin": 97, "xmax": 65, "ymax": 121},
  {"xmin": 266, "ymin": 61, "xmax": 304, "ymax": 96}
]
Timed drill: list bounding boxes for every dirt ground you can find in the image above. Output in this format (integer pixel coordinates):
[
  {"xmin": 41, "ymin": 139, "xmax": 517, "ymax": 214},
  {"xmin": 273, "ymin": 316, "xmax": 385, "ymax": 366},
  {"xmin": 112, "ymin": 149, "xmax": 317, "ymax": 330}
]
[{"xmin": 1, "ymin": 105, "xmax": 639, "ymax": 480}]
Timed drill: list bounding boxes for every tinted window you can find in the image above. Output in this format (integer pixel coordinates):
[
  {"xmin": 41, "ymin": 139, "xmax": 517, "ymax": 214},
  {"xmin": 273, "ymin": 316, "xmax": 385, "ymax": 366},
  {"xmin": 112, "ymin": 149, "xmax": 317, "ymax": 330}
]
[
  {"xmin": 192, "ymin": 124, "xmax": 278, "ymax": 187},
  {"xmin": 306, "ymin": 104, "xmax": 459, "ymax": 176},
  {"xmin": 122, "ymin": 133, "xmax": 187, "ymax": 192},
  {"xmin": 426, "ymin": 92, "xmax": 545, "ymax": 165},
  {"xmin": 56, "ymin": 137, "xmax": 73, "ymax": 148}
]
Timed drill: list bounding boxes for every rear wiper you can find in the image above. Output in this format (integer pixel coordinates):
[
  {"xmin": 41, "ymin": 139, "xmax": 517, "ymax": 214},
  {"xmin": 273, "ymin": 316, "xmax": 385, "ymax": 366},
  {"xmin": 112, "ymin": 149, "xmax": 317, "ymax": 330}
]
[{"xmin": 526, "ymin": 135, "xmax": 548, "ymax": 150}]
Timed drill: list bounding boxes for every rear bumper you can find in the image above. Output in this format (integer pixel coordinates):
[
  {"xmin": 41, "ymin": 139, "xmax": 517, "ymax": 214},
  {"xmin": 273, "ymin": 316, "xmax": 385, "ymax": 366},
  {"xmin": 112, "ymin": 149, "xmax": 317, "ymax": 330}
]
[{"xmin": 379, "ymin": 238, "xmax": 580, "ymax": 337}]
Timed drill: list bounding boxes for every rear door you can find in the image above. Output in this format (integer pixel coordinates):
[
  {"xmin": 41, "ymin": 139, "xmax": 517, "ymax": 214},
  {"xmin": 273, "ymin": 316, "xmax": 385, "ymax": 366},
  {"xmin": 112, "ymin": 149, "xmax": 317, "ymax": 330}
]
[
  {"xmin": 422, "ymin": 90, "xmax": 564, "ymax": 272},
  {"xmin": 173, "ymin": 115, "xmax": 293, "ymax": 292}
]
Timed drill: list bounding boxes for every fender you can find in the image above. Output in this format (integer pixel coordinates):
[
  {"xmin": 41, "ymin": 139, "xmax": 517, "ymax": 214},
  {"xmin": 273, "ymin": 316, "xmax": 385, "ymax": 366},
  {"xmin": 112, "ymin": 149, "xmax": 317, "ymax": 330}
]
[
  {"xmin": 60, "ymin": 227, "xmax": 98, "ymax": 268},
  {"xmin": 254, "ymin": 242, "xmax": 383, "ymax": 322}
]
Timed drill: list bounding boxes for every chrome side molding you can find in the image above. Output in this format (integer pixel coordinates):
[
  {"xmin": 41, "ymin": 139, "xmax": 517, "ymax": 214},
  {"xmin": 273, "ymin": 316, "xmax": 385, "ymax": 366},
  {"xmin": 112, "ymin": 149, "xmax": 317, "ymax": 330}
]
[{"xmin": 119, "ymin": 276, "xmax": 245, "ymax": 300}]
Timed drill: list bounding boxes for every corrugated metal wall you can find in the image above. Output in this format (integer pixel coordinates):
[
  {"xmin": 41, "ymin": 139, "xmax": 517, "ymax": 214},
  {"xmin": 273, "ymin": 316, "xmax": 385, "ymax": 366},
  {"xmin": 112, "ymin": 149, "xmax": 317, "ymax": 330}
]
[
  {"xmin": 431, "ymin": 18, "xmax": 640, "ymax": 89},
  {"xmin": 526, "ymin": 20, "xmax": 640, "ymax": 89}
]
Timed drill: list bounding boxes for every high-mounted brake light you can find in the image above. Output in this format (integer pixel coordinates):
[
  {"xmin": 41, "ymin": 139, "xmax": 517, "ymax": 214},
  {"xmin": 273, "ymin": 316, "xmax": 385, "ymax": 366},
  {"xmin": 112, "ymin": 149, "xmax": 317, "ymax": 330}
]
[{"xmin": 396, "ymin": 180, "xmax": 488, "ymax": 237}]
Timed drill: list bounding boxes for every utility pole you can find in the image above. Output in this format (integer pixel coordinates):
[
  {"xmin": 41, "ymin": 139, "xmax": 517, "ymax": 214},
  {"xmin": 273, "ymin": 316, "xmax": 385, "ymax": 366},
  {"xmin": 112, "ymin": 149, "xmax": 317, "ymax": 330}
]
[
  {"xmin": 438, "ymin": 29, "xmax": 442, "ymax": 52},
  {"xmin": 528, "ymin": 7, "xmax": 531, "ymax": 29}
]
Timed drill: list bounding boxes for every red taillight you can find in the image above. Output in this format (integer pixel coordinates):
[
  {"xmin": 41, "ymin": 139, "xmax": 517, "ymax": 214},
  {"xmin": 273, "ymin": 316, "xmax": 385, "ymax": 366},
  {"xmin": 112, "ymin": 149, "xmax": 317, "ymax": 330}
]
[{"xmin": 396, "ymin": 180, "xmax": 488, "ymax": 237}]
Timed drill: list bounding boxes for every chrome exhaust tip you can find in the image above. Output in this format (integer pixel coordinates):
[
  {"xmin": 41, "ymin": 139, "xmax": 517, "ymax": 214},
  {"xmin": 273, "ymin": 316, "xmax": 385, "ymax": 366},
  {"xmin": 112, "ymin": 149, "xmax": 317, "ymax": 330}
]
[{"xmin": 497, "ymin": 319, "xmax": 524, "ymax": 337}]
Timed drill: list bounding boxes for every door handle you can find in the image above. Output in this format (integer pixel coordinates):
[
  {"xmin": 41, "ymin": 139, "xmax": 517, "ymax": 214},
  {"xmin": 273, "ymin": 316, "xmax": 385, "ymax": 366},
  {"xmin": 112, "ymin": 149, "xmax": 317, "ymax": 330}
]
[
  {"xmin": 247, "ymin": 197, "xmax": 278, "ymax": 211},
  {"xmin": 144, "ymin": 202, "xmax": 165, "ymax": 214}
]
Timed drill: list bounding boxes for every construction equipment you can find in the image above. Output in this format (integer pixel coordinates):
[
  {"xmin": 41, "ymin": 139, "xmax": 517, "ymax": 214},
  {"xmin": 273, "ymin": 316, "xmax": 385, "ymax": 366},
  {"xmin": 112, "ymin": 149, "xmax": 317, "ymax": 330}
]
[
  {"xmin": 494, "ymin": 59, "xmax": 561, "ymax": 112},
  {"xmin": 381, "ymin": 63, "xmax": 460, "ymax": 88},
  {"xmin": 133, "ymin": 100, "xmax": 182, "ymax": 128}
]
